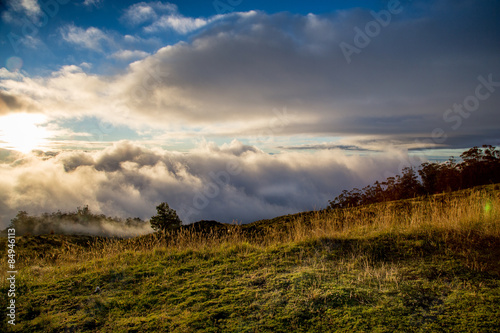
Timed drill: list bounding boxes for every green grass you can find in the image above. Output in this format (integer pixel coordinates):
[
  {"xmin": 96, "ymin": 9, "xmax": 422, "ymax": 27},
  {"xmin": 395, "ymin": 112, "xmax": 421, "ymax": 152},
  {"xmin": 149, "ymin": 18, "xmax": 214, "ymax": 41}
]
[{"xmin": 1, "ymin": 185, "xmax": 500, "ymax": 332}]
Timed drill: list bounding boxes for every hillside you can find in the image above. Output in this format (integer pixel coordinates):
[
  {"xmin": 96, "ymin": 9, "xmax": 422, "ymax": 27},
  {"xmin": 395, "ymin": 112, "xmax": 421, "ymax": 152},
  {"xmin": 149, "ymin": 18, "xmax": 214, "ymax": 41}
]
[{"xmin": 1, "ymin": 185, "xmax": 500, "ymax": 332}]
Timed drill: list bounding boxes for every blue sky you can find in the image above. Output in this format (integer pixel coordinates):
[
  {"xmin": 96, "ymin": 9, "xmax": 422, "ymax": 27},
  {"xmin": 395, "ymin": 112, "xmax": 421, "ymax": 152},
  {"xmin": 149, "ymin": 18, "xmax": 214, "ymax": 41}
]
[
  {"xmin": 0, "ymin": 0, "xmax": 499, "ymax": 226},
  {"xmin": 1, "ymin": 0, "xmax": 385, "ymax": 75}
]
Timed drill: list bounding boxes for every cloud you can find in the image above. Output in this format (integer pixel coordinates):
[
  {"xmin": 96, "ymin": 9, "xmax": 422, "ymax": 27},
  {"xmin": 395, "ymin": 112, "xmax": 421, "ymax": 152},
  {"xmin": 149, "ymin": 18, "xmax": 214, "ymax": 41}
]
[
  {"xmin": 122, "ymin": 3, "xmax": 157, "ymax": 25},
  {"xmin": 110, "ymin": 50, "xmax": 150, "ymax": 61},
  {"xmin": 0, "ymin": 91, "xmax": 26, "ymax": 114},
  {"xmin": 0, "ymin": 64, "xmax": 114, "ymax": 120},
  {"xmin": 20, "ymin": 0, "xmax": 41, "ymax": 16},
  {"xmin": 278, "ymin": 143, "xmax": 377, "ymax": 152},
  {"xmin": 0, "ymin": 89, "xmax": 40, "ymax": 115},
  {"xmin": 121, "ymin": 1, "xmax": 217, "ymax": 34},
  {"xmin": 3, "ymin": 0, "xmax": 42, "ymax": 22},
  {"xmin": 144, "ymin": 15, "xmax": 210, "ymax": 34},
  {"xmin": 121, "ymin": 1, "xmax": 177, "ymax": 26},
  {"xmin": 121, "ymin": 4, "xmax": 498, "ymax": 148},
  {"xmin": 1, "ymin": 1, "xmax": 499, "ymax": 150},
  {"xmin": 82, "ymin": 0, "xmax": 102, "ymax": 7},
  {"xmin": 0, "ymin": 140, "xmax": 409, "ymax": 229},
  {"xmin": 60, "ymin": 25, "xmax": 113, "ymax": 51}
]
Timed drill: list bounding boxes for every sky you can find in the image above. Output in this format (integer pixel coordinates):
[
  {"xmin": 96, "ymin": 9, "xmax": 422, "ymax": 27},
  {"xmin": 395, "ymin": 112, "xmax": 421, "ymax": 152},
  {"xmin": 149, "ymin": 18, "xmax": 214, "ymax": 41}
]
[{"xmin": 0, "ymin": 0, "xmax": 499, "ymax": 230}]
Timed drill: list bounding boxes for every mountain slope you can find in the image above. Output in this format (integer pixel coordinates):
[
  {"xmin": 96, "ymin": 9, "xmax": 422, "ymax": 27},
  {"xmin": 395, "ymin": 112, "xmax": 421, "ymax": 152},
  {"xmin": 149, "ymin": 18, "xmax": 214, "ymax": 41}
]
[{"xmin": 1, "ymin": 184, "xmax": 499, "ymax": 332}]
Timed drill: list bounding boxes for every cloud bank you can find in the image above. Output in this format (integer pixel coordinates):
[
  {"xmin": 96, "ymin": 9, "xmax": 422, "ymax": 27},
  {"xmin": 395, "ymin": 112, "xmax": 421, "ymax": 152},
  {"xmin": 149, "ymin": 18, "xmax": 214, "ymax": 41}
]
[{"xmin": 0, "ymin": 140, "xmax": 409, "ymax": 228}]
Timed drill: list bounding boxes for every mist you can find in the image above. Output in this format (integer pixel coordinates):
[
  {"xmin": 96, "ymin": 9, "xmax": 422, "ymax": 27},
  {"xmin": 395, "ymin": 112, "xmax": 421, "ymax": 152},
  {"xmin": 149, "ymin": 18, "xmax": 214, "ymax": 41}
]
[{"xmin": 5, "ymin": 208, "xmax": 153, "ymax": 237}]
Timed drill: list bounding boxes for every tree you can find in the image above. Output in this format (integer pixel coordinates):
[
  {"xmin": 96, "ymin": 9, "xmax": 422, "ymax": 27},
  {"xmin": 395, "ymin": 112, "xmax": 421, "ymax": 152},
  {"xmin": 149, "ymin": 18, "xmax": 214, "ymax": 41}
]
[
  {"xmin": 9, "ymin": 211, "xmax": 35, "ymax": 235},
  {"xmin": 150, "ymin": 202, "xmax": 182, "ymax": 232},
  {"xmin": 459, "ymin": 145, "xmax": 500, "ymax": 188},
  {"xmin": 398, "ymin": 167, "xmax": 423, "ymax": 199},
  {"xmin": 419, "ymin": 162, "xmax": 440, "ymax": 194}
]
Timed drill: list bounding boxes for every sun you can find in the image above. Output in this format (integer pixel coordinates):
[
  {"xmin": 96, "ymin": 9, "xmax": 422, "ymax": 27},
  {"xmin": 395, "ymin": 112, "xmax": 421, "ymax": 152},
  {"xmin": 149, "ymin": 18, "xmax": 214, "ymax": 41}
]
[{"xmin": 0, "ymin": 113, "xmax": 51, "ymax": 153}]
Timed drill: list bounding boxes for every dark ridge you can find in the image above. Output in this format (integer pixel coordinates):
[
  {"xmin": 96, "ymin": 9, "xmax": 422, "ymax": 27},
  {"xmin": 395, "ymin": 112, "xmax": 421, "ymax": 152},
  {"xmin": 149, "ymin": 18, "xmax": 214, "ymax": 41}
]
[{"xmin": 182, "ymin": 220, "xmax": 227, "ymax": 232}]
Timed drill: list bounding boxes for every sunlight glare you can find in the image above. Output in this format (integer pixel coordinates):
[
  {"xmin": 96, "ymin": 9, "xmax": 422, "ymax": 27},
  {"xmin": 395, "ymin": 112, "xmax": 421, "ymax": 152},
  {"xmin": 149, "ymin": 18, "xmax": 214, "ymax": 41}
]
[
  {"xmin": 0, "ymin": 113, "xmax": 50, "ymax": 153},
  {"xmin": 484, "ymin": 200, "xmax": 492, "ymax": 214}
]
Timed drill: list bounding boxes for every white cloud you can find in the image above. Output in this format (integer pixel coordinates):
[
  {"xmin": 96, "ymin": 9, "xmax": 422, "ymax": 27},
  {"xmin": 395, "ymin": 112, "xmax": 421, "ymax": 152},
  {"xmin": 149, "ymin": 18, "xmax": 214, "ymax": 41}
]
[
  {"xmin": 122, "ymin": 34, "xmax": 162, "ymax": 50},
  {"xmin": 1, "ymin": 0, "xmax": 42, "ymax": 25},
  {"xmin": 1, "ymin": 10, "xmax": 14, "ymax": 24},
  {"xmin": 0, "ymin": 68, "xmax": 25, "ymax": 80},
  {"xmin": 83, "ymin": 0, "xmax": 102, "ymax": 7},
  {"xmin": 121, "ymin": 1, "xmax": 178, "ymax": 26},
  {"xmin": 20, "ymin": 35, "xmax": 43, "ymax": 49},
  {"xmin": 145, "ymin": 15, "xmax": 209, "ymax": 34},
  {"xmin": 121, "ymin": 1, "xmax": 216, "ymax": 34},
  {"xmin": 60, "ymin": 25, "xmax": 112, "ymax": 51},
  {"xmin": 0, "ymin": 64, "xmax": 115, "ymax": 120},
  {"xmin": 110, "ymin": 50, "xmax": 150, "ymax": 61},
  {"xmin": 16, "ymin": 0, "xmax": 41, "ymax": 20},
  {"xmin": 121, "ymin": 2, "xmax": 158, "ymax": 25}
]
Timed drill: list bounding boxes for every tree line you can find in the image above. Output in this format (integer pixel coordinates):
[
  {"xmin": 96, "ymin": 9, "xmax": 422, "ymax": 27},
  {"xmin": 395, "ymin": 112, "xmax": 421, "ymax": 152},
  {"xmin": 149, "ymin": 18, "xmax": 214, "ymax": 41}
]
[{"xmin": 329, "ymin": 145, "xmax": 500, "ymax": 209}]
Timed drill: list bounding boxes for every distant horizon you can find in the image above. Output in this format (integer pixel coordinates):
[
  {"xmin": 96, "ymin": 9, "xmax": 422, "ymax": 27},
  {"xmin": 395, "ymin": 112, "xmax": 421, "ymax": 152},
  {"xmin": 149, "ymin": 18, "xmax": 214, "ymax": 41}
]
[{"xmin": 1, "ymin": 0, "xmax": 499, "ymax": 228}]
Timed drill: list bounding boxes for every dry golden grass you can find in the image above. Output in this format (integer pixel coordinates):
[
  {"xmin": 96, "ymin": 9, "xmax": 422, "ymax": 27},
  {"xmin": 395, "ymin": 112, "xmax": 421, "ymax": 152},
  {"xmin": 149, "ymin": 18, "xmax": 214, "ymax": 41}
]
[{"xmin": 1, "ymin": 185, "xmax": 499, "ymax": 280}]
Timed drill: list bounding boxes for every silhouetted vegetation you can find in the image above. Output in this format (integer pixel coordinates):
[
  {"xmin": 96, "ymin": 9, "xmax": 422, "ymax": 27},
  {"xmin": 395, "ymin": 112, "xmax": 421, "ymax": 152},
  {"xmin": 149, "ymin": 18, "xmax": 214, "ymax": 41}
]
[{"xmin": 329, "ymin": 145, "xmax": 500, "ymax": 208}]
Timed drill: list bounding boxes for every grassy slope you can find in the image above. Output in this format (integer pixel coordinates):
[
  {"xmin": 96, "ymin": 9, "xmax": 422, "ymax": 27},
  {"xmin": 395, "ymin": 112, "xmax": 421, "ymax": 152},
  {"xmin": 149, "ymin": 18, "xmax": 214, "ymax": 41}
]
[{"xmin": 1, "ymin": 185, "xmax": 500, "ymax": 332}]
